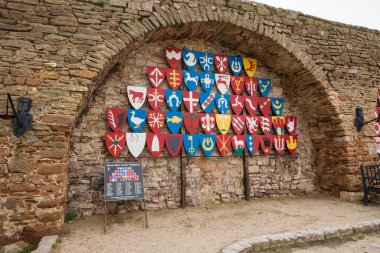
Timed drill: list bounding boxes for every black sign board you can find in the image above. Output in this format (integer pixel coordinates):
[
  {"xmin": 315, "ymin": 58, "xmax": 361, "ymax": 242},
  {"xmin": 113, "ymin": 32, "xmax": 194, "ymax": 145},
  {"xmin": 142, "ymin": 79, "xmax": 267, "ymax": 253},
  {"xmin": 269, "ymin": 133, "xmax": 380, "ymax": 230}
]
[{"xmin": 104, "ymin": 162, "xmax": 144, "ymax": 201}]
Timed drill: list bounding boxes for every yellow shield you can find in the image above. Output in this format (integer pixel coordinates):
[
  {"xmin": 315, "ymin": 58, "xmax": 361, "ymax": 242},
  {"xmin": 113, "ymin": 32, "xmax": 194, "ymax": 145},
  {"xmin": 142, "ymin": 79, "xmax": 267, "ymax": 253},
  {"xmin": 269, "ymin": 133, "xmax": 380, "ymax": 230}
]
[
  {"xmin": 243, "ymin": 58, "xmax": 257, "ymax": 77},
  {"xmin": 216, "ymin": 114, "xmax": 231, "ymax": 135}
]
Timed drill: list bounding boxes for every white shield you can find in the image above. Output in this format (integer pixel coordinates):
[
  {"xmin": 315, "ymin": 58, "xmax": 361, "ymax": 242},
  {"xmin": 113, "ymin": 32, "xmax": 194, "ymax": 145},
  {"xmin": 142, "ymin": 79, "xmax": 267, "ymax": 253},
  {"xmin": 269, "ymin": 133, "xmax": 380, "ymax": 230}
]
[
  {"xmin": 126, "ymin": 133, "xmax": 146, "ymax": 158},
  {"xmin": 215, "ymin": 74, "xmax": 230, "ymax": 94},
  {"xmin": 127, "ymin": 86, "xmax": 147, "ymax": 109}
]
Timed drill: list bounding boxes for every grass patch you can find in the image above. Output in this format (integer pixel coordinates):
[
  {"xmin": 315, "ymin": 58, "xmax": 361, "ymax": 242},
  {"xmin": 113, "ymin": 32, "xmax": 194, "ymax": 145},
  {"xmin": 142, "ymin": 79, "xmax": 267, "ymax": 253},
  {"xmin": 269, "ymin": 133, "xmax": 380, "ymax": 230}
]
[
  {"xmin": 17, "ymin": 244, "xmax": 37, "ymax": 253},
  {"xmin": 64, "ymin": 212, "xmax": 77, "ymax": 223},
  {"xmin": 91, "ymin": 1, "xmax": 105, "ymax": 8}
]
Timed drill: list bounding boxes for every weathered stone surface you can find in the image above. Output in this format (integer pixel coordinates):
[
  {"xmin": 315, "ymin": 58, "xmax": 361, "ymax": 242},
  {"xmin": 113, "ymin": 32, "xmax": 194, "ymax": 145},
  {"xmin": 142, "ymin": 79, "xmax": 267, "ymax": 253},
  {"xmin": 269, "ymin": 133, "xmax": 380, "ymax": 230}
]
[{"xmin": 8, "ymin": 157, "xmax": 38, "ymax": 174}]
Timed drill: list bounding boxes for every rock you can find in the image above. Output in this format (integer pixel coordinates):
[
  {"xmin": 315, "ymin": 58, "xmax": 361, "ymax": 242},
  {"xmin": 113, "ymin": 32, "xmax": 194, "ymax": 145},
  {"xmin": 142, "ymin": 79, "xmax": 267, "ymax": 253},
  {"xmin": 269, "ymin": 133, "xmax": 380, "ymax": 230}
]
[
  {"xmin": 31, "ymin": 235, "xmax": 58, "ymax": 253},
  {"xmin": 1, "ymin": 244, "xmax": 22, "ymax": 253},
  {"xmin": 339, "ymin": 191, "xmax": 363, "ymax": 202},
  {"xmin": 257, "ymin": 5, "xmax": 270, "ymax": 16}
]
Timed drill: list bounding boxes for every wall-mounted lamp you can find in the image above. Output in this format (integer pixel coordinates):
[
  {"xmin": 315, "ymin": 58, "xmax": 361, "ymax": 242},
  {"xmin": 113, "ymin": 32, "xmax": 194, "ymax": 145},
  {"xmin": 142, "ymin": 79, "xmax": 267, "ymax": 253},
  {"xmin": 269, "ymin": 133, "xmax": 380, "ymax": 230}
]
[
  {"xmin": 354, "ymin": 107, "xmax": 379, "ymax": 132},
  {"xmin": 0, "ymin": 93, "xmax": 32, "ymax": 137}
]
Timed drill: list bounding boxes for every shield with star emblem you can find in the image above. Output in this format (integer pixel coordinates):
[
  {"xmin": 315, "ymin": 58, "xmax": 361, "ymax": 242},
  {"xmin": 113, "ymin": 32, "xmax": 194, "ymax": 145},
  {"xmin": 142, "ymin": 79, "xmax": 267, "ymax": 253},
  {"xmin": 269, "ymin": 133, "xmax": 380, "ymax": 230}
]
[
  {"xmin": 244, "ymin": 77, "xmax": 258, "ymax": 96},
  {"xmin": 183, "ymin": 91, "xmax": 199, "ymax": 113},
  {"xmin": 216, "ymin": 114, "xmax": 231, "ymax": 135},
  {"xmin": 232, "ymin": 135, "xmax": 245, "ymax": 156},
  {"xmin": 243, "ymin": 58, "xmax": 257, "ymax": 77},
  {"xmin": 214, "ymin": 54, "xmax": 228, "ymax": 74},
  {"xmin": 183, "ymin": 70, "xmax": 200, "ymax": 91},
  {"xmin": 272, "ymin": 116, "xmax": 286, "ymax": 135},
  {"xmin": 260, "ymin": 135, "xmax": 273, "ymax": 155},
  {"xmin": 127, "ymin": 109, "xmax": 146, "ymax": 133},
  {"xmin": 271, "ymin": 98, "xmax": 284, "ymax": 116},
  {"xmin": 215, "ymin": 93, "xmax": 230, "ymax": 114},
  {"xmin": 259, "ymin": 116, "xmax": 272, "ymax": 135},
  {"xmin": 106, "ymin": 108, "xmax": 127, "ymax": 133},
  {"xmin": 199, "ymin": 113, "xmax": 216, "ymax": 134},
  {"xmin": 286, "ymin": 135, "xmax": 298, "ymax": 155},
  {"xmin": 182, "ymin": 49, "xmax": 198, "ymax": 70},
  {"xmin": 231, "ymin": 95, "xmax": 245, "ymax": 115},
  {"xmin": 165, "ymin": 134, "xmax": 182, "ymax": 157},
  {"xmin": 199, "ymin": 72, "xmax": 215, "ymax": 93},
  {"xmin": 147, "ymin": 88, "xmax": 165, "ymax": 110},
  {"xmin": 147, "ymin": 110, "xmax": 165, "ymax": 134},
  {"xmin": 166, "ymin": 68, "xmax": 183, "ymax": 90},
  {"xmin": 146, "ymin": 133, "xmax": 166, "ymax": 157},
  {"xmin": 183, "ymin": 134, "xmax": 200, "ymax": 157},
  {"xmin": 258, "ymin": 78, "xmax": 272, "ymax": 97},
  {"xmin": 126, "ymin": 133, "xmax": 146, "ymax": 158},
  {"xmin": 183, "ymin": 112, "xmax": 199, "ymax": 134},
  {"xmin": 127, "ymin": 86, "xmax": 147, "ymax": 110},
  {"xmin": 200, "ymin": 134, "xmax": 216, "ymax": 157},
  {"xmin": 229, "ymin": 56, "xmax": 243, "ymax": 76},
  {"xmin": 216, "ymin": 134, "xmax": 232, "ymax": 156},
  {"xmin": 231, "ymin": 115, "xmax": 246, "ymax": 135},
  {"xmin": 165, "ymin": 89, "xmax": 182, "ymax": 111},
  {"xmin": 231, "ymin": 76, "xmax": 245, "ymax": 95},
  {"xmin": 198, "ymin": 52, "xmax": 214, "ymax": 72},
  {"xmin": 245, "ymin": 96, "xmax": 259, "ymax": 115},
  {"xmin": 258, "ymin": 97, "xmax": 271, "ymax": 116},
  {"xmin": 166, "ymin": 111, "xmax": 183, "ymax": 134},
  {"xmin": 165, "ymin": 47, "xmax": 182, "ymax": 69},
  {"xmin": 105, "ymin": 132, "xmax": 126, "ymax": 158},
  {"xmin": 215, "ymin": 74, "xmax": 230, "ymax": 94},
  {"xmin": 147, "ymin": 66, "xmax": 166, "ymax": 88},
  {"xmin": 199, "ymin": 92, "xmax": 216, "ymax": 114}
]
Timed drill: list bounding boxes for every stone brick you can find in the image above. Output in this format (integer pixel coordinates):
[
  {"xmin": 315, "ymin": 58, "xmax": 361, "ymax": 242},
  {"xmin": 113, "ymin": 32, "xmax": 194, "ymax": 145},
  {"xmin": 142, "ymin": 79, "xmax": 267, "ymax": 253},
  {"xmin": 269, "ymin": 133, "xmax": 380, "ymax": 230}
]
[
  {"xmin": 8, "ymin": 157, "xmax": 38, "ymax": 174},
  {"xmin": 37, "ymin": 163, "xmax": 66, "ymax": 175}
]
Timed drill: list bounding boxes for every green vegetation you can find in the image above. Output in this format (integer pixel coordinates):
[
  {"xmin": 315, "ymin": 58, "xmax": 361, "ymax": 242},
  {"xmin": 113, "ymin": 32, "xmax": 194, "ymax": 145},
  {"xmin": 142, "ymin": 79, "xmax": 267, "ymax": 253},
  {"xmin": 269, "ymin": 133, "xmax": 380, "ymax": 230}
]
[
  {"xmin": 17, "ymin": 244, "xmax": 37, "ymax": 253},
  {"xmin": 64, "ymin": 212, "xmax": 77, "ymax": 223}
]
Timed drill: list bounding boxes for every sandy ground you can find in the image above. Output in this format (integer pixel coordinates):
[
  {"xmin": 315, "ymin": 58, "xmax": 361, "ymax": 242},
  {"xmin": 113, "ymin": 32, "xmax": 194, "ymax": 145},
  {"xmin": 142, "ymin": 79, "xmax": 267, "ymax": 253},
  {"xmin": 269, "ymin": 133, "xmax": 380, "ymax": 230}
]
[{"xmin": 56, "ymin": 193, "xmax": 380, "ymax": 253}]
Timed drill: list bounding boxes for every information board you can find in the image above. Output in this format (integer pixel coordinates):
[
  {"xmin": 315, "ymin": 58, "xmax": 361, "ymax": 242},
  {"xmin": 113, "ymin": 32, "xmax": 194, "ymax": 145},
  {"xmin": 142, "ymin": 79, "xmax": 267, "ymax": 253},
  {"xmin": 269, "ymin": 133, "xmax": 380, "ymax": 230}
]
[{"xmin": 104, "ymin": 162, "xmax": 144, "ymax": 201}]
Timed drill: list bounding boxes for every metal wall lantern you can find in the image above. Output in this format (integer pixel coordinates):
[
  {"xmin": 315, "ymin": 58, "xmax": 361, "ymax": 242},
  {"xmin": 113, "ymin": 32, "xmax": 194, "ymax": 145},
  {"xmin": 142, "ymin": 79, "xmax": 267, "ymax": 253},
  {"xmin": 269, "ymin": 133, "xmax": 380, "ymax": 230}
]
[
  {"xmin": 354, "ymin": 107, "xmax": 379, "ymax": 132},
  {"xmin": 0, "ymin": 93, "xmax": 32, "ymax": 137}
]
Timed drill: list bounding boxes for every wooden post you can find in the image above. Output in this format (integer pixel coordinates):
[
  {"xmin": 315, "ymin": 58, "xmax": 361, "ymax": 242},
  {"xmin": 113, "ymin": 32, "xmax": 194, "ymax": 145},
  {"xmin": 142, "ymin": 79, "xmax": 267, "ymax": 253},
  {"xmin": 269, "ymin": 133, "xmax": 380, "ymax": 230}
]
[
  {"xmin": 104, "ymin": 201, "xmax": 107, "ymax": 234},
  {"xmin": 243, "ymin": 152, "xmax": 250, "ymax": 201},
  {"xmin": 143, "ymin": 199, "xmax": 148, "ymax": 228}
]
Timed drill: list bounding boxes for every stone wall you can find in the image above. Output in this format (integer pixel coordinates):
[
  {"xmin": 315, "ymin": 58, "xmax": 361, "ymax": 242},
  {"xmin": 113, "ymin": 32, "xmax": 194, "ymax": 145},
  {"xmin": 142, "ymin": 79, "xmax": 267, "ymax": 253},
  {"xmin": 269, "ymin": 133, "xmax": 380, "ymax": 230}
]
[
  {"xmin": 0, "ymin": 0, "xmax": 379, "ymax": 245},
  {"xmin": 68, "ymin": 40, "xmax": 315, "ymax": 215}
]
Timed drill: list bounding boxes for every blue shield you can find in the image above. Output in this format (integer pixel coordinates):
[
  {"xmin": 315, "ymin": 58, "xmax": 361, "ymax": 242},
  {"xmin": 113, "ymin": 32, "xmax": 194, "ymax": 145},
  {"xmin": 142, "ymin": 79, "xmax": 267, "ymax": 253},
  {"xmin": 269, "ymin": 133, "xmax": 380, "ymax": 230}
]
[
  {"xmin": 258, "ymin": 78, "xmax": 272, "ymax": 97},
  {"xmin": 271, "ymin": 97, "xmax": 284, "ymax": 116},
  {"xmin": 215, "ymin": 93, "xmax": 230, "ymax": 114},
  {"xmin": 200, "ymin": 134, "xmax": 216, "ymax": 157},
  {"xmin": 183, "ymin": 134, "xmax": 200, "ymax": 157},
  {"xmin": 198, "ymin": 52, "xmax": 214, "ymax": 72},
  {"xmin": 229, "ymin": 56, "xmax": 243, "ymax": 76},
  {"xmin": 183, "ymin": 70, "xmax": 199, "ymax": 91},
  {"xmin": 182, "ymin": 49, "xmax": 198, "ymax": 70},
  {"xmin": 246, "ymin": 135, "xmax": 255, "ymax": 156},
  {"xmin": 200, "ymin": 92, "xmax": 216, "ymax": 113},
  {"xmin": 199, "ymin": 72, "xmax": 215, "ymax": 93},
  {"xmin": 165, "ymin": 89, "xmax": 182, "ymax": 111},
  {"xmin": 127, "ymin": 109, "xmax": 146, "ymax": 133},
  {"xmin": 166, "ymin": 111, "xmax": 183, "ymax": 134}
]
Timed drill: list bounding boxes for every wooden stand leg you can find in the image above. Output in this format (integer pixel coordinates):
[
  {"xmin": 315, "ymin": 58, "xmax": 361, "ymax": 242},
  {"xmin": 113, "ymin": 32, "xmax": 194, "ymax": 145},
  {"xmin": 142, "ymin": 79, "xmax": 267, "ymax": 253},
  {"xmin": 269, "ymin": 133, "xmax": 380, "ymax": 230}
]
[
  {"xmin": 143, "ymin": 200, "xmax": 148, "ymax": 229},
  {"xmin": 104, "ymin": 201, "xmax": 107, "ymax": 234}
]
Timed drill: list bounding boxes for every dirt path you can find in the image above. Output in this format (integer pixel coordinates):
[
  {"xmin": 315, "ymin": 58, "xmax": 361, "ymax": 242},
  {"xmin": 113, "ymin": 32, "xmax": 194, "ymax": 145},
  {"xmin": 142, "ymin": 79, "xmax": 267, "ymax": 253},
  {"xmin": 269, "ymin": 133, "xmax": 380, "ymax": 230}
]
[{"xmin": 56, "ymin": 194, "xmax": 380, "ymax": 253}]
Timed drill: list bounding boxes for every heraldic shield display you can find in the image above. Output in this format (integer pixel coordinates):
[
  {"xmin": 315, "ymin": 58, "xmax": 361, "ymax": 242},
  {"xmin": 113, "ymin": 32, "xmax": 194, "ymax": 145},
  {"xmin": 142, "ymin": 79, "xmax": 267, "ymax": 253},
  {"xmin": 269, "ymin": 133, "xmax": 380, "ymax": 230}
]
[{"xmin": 104, "ymin": 48, "xmax": 300, "ymax": 158}]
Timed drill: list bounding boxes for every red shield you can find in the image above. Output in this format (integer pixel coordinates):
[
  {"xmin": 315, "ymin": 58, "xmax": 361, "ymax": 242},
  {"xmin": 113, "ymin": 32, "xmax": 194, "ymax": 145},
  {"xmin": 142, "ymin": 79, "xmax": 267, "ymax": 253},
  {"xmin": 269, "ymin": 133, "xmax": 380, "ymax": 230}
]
[
  {"xmin": 106, "ymin": 108, "xmax": 127, "ymax": 132},
  {"xmin": 147, "ymin": 88, "xmax": 165, "ymax": 110},
  {"xmin": 147, "ymin": 110, "xmax": 165, "ymax": 134},
  {"xmin": 231, "ymin": 115, "xmax": 246, "ymax": 135},
  {"xmin": 273, "ymin": 135, "xmax": 286, "ymax": 154},
  {"xmin": 231, "ymin": 95, "xmax": 245, "ymax": 115},
  {"xmin": 286, "ymin": 116, "xmax": 297, "ymax": 135},
  {"xmin": 183, "ymin": 91, "xmax": 199, "ymax": 113},
  {"xmin": 165, "ymin": 68, "xmax": 183, "ymax": 90},
  {"xmin": 286, "ymin": 135, "xmax": 298, "ymax": 155},
  {"xmin": 258, "ymin": 97, "xmax": 271, "ymax": 116},
  {"xmin": 375, "ymin": 122, "xmax": 380, "ymax": 137},
  {"xmin": 231, "ymin": 76, "xmax": 245, "ymax": 95},
  {"xmin": 165, "ymin": 134, "xmax": 182, "ymax": 157},
  {"xmin": 272, "ymin": 116, "xmax": 286, "ymax": 135},
  {"xmin": 246, "ymin": 116, "xmax": 260, "ymax": 135},
  {"xmin": 244, "ymin": 77, "xmax": 258, "ymax": 96},
  {"xmin": 165, "ymin": 47, "xmax": 182, "ymax": 69},
  {"xmin": 199, "ymin": 113, "xmax": 216, "ymax": 134},
  {"xmin": 375, "ymin": 107, "xmax": 380, "ymax": 120},
  {"xmin": 216, "ymin": 134, "xmax": 232, "ymax": 156},
  {"xmin": 214, "ymin": 54, "xmax": 228, "ymax": 74},
  {"xmin": 253, "ymin": 135, "xmax": 261, "ymax": 155},
  {"xmin": 259, "ymin": 116, "xmax": 272, "ymax": 135},
  {"xmin": 245, "ymin": 96, "xmax": 258, "ymax": 115},
  {"xmin": 259, "ymin": 135, "xmax": 273, "ymax": 155},
  {"xmin": 183, "ymin": 112, "xmax": 199, "ymax": 134},
  {"xmin": 105, "ymin": 132, "xmax": 126, "ymax": 158},
  {"xmin": 146, "ymin": 133, "xmax": 166, "ymax": 157},
  {"xmin": 147, "ymin": 66, "xmax": 166, "ymax": 88}
]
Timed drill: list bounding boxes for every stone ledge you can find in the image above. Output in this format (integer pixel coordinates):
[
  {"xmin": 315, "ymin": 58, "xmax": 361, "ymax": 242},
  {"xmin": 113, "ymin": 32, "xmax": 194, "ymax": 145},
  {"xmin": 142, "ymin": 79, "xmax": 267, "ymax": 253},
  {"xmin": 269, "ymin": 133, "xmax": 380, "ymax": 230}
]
[
  {"xmin": 31, "ymin": 235, "xmax": 58, "ymax": 253},
  {"xmin": 220, "ymin": 220, "xmax": 380, "ymax": 253}
]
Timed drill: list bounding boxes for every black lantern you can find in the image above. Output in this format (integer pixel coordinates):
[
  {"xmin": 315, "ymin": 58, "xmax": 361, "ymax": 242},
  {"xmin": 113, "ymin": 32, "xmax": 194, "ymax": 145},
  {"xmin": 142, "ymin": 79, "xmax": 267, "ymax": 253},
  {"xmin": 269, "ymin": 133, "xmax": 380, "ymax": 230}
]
[{"xmin": 354, "ymin": 107, "xmax": 380, "ymax": 132}]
